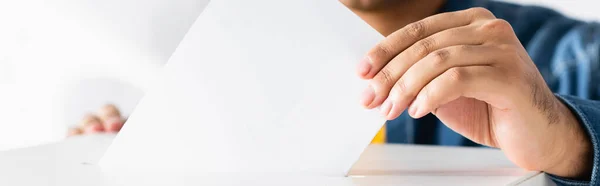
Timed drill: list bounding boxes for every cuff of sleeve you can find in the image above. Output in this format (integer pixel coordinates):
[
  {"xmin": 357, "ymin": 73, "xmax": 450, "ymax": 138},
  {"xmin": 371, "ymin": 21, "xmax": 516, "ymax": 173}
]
[{"xmin": 549, "ymin": 94, "xmax": 600, "ymax": 185}]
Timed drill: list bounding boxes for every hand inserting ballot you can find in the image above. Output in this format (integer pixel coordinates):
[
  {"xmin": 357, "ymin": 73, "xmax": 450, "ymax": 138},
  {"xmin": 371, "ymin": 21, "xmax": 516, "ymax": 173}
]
[{"xmin": 357, "ymin": 8, "xmax": 592, "ymax": 179}]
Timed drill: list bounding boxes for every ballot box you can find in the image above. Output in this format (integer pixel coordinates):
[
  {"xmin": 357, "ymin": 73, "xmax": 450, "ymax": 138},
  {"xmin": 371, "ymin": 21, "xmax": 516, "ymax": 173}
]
[{"xmin": 0, "ymin": 134, "xmax": 554, "ymax": 186}]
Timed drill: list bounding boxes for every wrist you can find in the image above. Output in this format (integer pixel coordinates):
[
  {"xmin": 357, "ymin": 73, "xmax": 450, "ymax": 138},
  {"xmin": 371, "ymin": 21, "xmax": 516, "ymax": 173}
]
[{"xmin": 544, "ymin": 97, "xmax": 592, "ymax": 180}]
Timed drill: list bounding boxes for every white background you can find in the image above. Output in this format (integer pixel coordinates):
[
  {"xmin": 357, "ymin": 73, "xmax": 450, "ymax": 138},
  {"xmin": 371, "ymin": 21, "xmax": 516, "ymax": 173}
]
[{"xmin": 0, "ymin": 0, "xmax": 599, "ymax": 151}]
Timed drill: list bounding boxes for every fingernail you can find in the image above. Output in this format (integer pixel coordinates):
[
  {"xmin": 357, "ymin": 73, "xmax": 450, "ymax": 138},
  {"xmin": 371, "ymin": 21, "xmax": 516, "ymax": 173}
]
[
  {"xmin": 357, "ymin": 56, "xmax": 372, "ymax": 77},
  {"xmin": 361, "ymin": 85, "xmax": 375, "ymax": 107},
  {"xmin": 410, "ymin": 95, "xmax": 425, "ymax": 118},
  {"xmin": 414, "ymin": 107, "xmax": 426, "ymax": 118},
  {"xmin": 380, "ymin": 99, "xmax": 393, "ymax": 116},
  {"xmin": 408, "ymin": 104, "xmax": 417, "ymax": 117}
]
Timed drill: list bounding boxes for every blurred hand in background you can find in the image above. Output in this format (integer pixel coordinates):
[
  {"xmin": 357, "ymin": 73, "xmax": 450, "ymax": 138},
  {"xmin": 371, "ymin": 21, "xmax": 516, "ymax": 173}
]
[{"xmin": 67, "ymin": 104, "xmax": 125, "ymax": 136}]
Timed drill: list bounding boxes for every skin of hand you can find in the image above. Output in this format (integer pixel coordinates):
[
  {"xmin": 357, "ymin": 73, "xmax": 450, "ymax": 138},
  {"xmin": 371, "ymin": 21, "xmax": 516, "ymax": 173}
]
[
  {"xmin": 68, "ymin": 104, "xmax": 125, "ymax": 136},
  {"xmin": 357, "ymin": 8, "xmax": 593, "ymax": 179}
]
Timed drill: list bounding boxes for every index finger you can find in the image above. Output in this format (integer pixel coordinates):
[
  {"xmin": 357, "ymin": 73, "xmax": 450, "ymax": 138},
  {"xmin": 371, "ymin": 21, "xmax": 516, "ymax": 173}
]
[{"xmin": 358, "ymin": 7, "xmax": 495, "ymax": 79}]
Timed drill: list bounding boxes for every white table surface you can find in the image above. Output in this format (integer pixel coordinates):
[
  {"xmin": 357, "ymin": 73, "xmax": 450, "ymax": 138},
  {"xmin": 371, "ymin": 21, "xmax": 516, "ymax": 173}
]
[{"xmin": 0, "ymin": 134, "xmax": 554, "ymax": 186}]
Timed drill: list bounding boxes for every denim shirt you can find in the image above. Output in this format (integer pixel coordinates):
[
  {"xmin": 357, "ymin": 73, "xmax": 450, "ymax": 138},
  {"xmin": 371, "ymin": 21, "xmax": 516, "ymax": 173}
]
[{"xmin": 384, "ymin": 0, "xmax": 600, "ymax": 185}]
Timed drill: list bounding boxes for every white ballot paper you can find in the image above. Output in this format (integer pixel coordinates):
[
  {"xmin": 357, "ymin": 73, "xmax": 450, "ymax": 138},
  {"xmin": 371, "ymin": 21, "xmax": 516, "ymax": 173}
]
[{"xmin": 100, "ymin": 0, "xmax": 384, "ymax": 177}]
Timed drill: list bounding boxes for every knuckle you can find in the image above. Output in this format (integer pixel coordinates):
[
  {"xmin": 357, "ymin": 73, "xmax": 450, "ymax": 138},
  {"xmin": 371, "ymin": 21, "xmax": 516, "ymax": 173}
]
[
  {"xmin": 394, "ymin": 79, "xmax": 414, "ymax": 98},
  {"xmin": 446, "ymin": 67, "xmax": 466, "ymax": 83},
  {"xmin": 422, "ymin": 86, "xmax": 436, "ymax": 103},
  {"xmin": 468, "ymin": 7, "xmax": 495, "ymax": 19},
  {"xmin": 457, "ymin": 44, "xmax": 472, "ymax": 51},
  {"xmin": 376, "ymin": 68, "xmax": 396, "ymax": 85},
  {"xmin": 429, "ymin": 49, "xmax": 450, "ymax": 66},
  {"xmin": 480, "ymin": 19, "xmax": 512, "ymax": 33},
  {"xmin": 454, "ymin": 45, "xmax": 472, "ymax": 56},
  {"xmin": 413, "ymin": 38, "xmax": 436, "ymax": 57},
  {"xmin": 497, "ymin": 44, "xmax": 520, "ymax": 60},
  {"xmin": 497, "ymin": 44, "xmax": 514, "ymax": 52},
  {"xmin": 370, "ymin": 42, "xmax": 394, "ymax": 63},
  {"xmin": 406, "ymin": 21, "xmax": 427, "ymax": 39}
]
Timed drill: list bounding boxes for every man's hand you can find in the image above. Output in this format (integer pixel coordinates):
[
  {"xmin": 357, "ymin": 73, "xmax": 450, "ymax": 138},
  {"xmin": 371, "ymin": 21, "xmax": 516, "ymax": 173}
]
[{"xmin": 357, "ymin": 8, "xmax": 592, "ymax": 179}]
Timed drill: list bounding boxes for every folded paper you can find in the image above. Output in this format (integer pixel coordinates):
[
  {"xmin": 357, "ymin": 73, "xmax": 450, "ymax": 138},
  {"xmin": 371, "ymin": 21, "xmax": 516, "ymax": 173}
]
[{"xmin": 100, "ymin": 0, "xmax": 384, "ymax": 176}]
